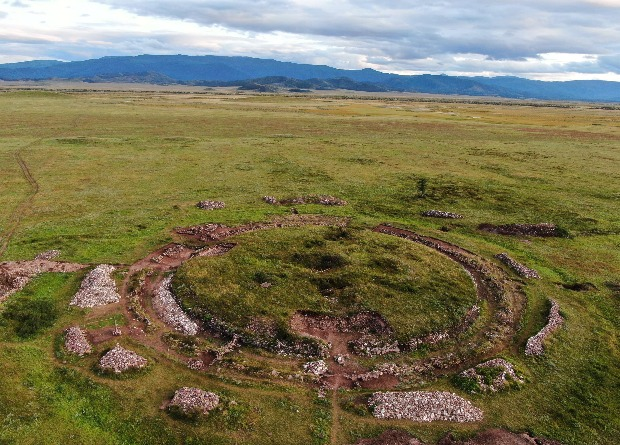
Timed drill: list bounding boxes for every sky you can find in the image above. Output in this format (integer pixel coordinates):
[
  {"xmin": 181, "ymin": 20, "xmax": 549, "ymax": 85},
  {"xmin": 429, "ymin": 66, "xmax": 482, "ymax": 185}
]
[{"xmin": 1, "ymin": 0, "xmax": 620, "ymax": 80}]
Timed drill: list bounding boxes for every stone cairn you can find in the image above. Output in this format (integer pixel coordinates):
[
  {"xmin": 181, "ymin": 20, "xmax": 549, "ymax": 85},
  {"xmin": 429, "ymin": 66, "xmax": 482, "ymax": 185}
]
[
  {"xmin": 196, "ymin": 200, "xmax": 225, "ymax": 210},
  {"xmin": 459, "ymin": 358, "xmax": 524, "ymax": 392},
  {"xmin": 153, "ymin": 276, "xmax": 199, "ymax": 335},
  {"xmin": 99, "ymin": 344, "xmax": 147, "ymax": 374},
  {"xmin": 64, "ymin": 326, "xmax": 92, "ymax": 356},
  {"xmin": 368, "ymin": 391, "xmax": 483, "ymax": 422},
  {"xmin": 70, "ymin": 265, "xmax": 121, "ymax": 308},
  {"xmin": 169, "ymin": 387, "xmax": 220, "ymax": 415},
  {"xmin": 421, "ymin": 210, "xmax": 463, "ymax": 219},
  {"xmin": 525, "ymin": 299, "xmax": 564, "ymax": 356},
  {"xmin": 495, "ymin": 253, "xmax": 540, "ymax": 279}
]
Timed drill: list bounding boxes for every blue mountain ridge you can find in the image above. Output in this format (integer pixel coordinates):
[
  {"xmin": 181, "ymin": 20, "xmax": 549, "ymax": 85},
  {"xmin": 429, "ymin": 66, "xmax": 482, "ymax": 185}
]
[{"xmin": 1, "ymin": 54, "xmax": 618, "ymax": 102}]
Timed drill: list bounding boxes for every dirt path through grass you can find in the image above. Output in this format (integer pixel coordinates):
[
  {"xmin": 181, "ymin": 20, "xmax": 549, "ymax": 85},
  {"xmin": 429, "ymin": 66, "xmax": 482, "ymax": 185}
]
[{"xmin": 0, "ymin": 141, "xmax": 41, "ymax": 258}]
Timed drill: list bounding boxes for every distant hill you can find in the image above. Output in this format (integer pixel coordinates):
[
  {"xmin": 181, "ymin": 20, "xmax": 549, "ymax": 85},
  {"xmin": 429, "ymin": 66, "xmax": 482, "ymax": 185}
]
[{"xmin": 1, "ymin": 54, "xmax": 619, "ymax": 102}]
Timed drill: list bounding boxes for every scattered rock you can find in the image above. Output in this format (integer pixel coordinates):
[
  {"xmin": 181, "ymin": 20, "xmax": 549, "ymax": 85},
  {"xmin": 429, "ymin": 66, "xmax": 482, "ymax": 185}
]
[
  {"xmin": 195, "ymin": 243, "xmax": 235, "ymax": 257},
  {"xmin": 303, "ymin": 360, "xmax": 329, "ymax": 375},
  {"xmin": 479, "ymin": 223, "xmax": 565, "ymax": 237},
  {"xmin": 334, "ymin": 355, "xmax": 346, "ymax": 365},
  {"xmin": 495, "ymin": 253, "xmax": 540, "ymax": 279},
  {"xmin": 151, "ymin": 244, "xmax": 187, "ymax": 264},
  {"xmin": 112, "ymin": 325, "xmax": 122, "ymax": 336},
  {"xmin": 64, "ymin": 326, "xmax": 92, "ymax": 356},
  {"xmin": 525, "ymin": 299, "xmax": 564, "ymax": 356},
  {"xmin": 187, "ymin": 358, "xmax": 205, "ymax": 370},
  {"xmin": 213, "ymin": 334, "xmax": 240, "ymax": 362},
  {"xmin": 458, "ymin": 358, "xmax": 524, "ymax": 392},
  {"xmin": 263, "ymin": 196, "xmax": 278, "ymax": 204},
  {"xmin": 168, "ymin": 387, "xmax": 220, "ymax": 415},
  {"xmin": 99, "ymin": 344, "xmax": 147, "ymax": 374},
  {"xmin": 264, "ymin": 195, "xmax": 348, "ymax": 206},
  {"xmin": 350, "ymin": 335, "xmax": 400, "ymax": 356},
  {"xmin": 34, "ymin": 250, "xmax": 61, "ymax": 260},
  {"xmin": 153, "ymin": 276, "xmax": 199, "ymax": 336},
  {"xmin": 70, "ymin": 265, "xmax": 121, "ymax": 308},
  {"xmin": 260, "ymin": 282, "xmax": 272, "ymax": 288},
  {"xmin": 196, "ymin": 200, "xmax": 225, "ymax": 210},
  {"xmin": 422, "ymin": 210, "xmax": 463, "ymax": 219},
  {"xmin": 369, "ymin": 391, "xmax": 483, "ymax": 422}
]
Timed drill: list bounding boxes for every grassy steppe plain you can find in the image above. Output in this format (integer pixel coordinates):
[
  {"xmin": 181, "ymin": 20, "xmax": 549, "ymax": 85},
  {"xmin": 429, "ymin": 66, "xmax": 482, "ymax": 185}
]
[{"xmin": 0, "ymin": 88, "xmax": 619, "ymax": 445}]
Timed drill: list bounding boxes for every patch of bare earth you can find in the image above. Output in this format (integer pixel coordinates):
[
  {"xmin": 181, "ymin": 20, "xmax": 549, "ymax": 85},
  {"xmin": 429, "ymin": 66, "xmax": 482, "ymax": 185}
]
[{"xmin": 0, "ymin": 258, "xmax": 86, "ymax": 302}]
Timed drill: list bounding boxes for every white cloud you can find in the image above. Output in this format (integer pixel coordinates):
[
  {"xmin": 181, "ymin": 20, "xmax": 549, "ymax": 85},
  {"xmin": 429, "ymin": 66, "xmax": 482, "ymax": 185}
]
[{"xmin": 0, "ymin": 0, "xmax": 619, "ymax": 80}]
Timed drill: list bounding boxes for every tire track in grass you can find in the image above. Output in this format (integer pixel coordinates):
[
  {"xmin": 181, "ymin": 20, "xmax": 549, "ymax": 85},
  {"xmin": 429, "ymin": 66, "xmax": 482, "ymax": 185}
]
[{"xmin": 0, "ymin": 141, "xmax": 41, "ymax": 258}]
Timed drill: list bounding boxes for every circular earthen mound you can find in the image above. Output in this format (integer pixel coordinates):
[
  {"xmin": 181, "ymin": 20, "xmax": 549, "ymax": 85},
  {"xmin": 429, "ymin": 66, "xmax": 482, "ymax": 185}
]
[
  {"xmin": 168, "ymin": 387, "xmax": 220, "ymax": 415},
  {"xmin": 173, "ymin": 226, "xmax": 477, "ymax": 354}
]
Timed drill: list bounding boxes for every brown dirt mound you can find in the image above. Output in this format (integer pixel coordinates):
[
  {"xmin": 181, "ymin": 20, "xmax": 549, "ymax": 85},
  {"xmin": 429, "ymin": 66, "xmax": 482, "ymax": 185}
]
[{"xmin": 479, "ymin": 223, "xmax": 564, "ymax": 237}]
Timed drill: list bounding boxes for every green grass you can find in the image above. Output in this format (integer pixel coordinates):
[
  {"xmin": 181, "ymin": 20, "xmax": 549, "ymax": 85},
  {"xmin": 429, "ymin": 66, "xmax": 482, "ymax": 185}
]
[
  {"xmin": 174, "ymin": 226, "xmax": 476, "ymax": 342},
  {"xmin": 0, "ymin": 89, "xmax": 619, "ymax": 444}
]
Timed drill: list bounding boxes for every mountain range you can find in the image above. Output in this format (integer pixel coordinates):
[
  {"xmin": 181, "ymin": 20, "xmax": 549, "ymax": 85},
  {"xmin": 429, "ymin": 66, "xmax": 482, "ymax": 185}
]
[{"xmin": 1, "ymin": 54, "xmax": 619, "ymax": 102}]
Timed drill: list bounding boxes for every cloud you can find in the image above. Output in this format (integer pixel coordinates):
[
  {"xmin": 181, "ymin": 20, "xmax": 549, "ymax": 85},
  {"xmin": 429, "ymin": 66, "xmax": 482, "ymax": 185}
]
[{"xmin": 0, "ymin": 0, "xmax": 619, "ymax": 80}]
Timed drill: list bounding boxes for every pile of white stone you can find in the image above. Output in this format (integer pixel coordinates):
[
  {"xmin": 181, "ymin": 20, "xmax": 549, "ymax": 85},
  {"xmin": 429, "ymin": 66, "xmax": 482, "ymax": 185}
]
[
  {"xmin": 303, "ymin": 360, "xmax": 329, "ymax": 376},
  {"xmin": 153, "ymin": 277, "xmax": 199, "ymax": 335},
  {"xmin": 421, "ymin": 210, "xmax": 463, "ymax": 219},
  {"xmin": 70, "ymin": 265, "xmax": 120, "ymax": 308},
  {"xmin": 64, "ymin": 326, "xmax": 92, "ymax": 356},
  {"xmin": 459, "ymin": 358, "xmax": 524, "ymax": 392},
  {"xmin": 495, "ymin": 253, "xmax": 540, "ymax": 279},
  {"xmin": 169, "ymin": 387, "xmax": 220, "ymax": 415},
  {"xmin": 369, "ymin": 391, "xmax": 483, "ymax": 422},
  {"xmin": 196, "ymin": 200, "xmax": 225, "ymax": 210},
  {"xmin": 99, "ymin": 344, "xmax": 147, "ymax": 373},
  {"xmin": 525, "ymin": 299, "xmax": 564, "ymax": 356}
]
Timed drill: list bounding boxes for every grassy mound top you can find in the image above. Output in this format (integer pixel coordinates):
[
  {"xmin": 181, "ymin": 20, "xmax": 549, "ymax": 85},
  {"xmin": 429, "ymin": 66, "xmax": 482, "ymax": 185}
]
[{"xmin": 173, "ymin": 226, "xmax": 477, "ymax": 342}]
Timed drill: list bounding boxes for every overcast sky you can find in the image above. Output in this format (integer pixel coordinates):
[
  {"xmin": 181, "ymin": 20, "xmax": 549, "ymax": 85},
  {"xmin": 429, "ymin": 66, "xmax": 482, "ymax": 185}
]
[{"xmin": 1, "ymin": 0, "xmax": 620, "ymax": 80}]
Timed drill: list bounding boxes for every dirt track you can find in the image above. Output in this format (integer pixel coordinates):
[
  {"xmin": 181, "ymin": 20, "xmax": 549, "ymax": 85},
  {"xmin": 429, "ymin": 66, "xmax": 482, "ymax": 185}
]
[{"xmin": 0, "ymin": 143, "xmax": 41, "ymax": 258}]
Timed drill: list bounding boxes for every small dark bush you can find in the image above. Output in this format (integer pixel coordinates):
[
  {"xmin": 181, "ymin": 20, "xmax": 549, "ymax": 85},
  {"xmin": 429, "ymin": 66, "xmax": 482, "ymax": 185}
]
[
  {"xmin": 452, "ymin": 374, "xmax": 480, "ymax": 393},
  {"xmin": 1, "ymin": 297, "xmax": 59, "ymax": 338}
]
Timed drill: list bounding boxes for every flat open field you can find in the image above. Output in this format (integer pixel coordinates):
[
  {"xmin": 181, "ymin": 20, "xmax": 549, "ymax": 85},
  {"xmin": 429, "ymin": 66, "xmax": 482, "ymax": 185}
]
[{"xmin": 0, "ymin": 88, "xmax": 619, "ymax": 445}]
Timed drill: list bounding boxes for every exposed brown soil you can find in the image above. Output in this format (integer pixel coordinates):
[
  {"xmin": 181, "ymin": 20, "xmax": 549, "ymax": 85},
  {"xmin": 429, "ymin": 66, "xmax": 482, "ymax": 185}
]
[{"xmin": 478, "ymin": 223, "xmax": 563, "ymax": 237}]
